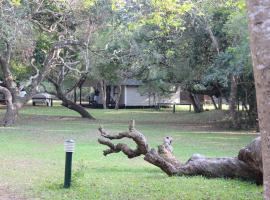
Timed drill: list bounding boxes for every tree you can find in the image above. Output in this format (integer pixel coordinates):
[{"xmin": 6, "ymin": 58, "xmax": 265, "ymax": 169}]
[
  {"xmin": 88, "ymin": 2, "xmax": 134, "ymax": 109},
  {"xmin": 0, "ymin": 0, "xmax": 83, "ymax": 125},
  {"xmin": 37, "ymin": 0, "xmax": 99, "ymax": 119},
  {"xmin": 98, "ymin": 121, "xmax": 263, "ymax": 184},
  {"xmin": 115, "ymin": 0, "xmax": 232, "ymax": 113},
  {"xmin": 247, "ymin": 0, "xmax": 270, "ymax": 199},
  {"xmin": 46, "ymin": 62, "xmax": 95, "ymax": 119}
]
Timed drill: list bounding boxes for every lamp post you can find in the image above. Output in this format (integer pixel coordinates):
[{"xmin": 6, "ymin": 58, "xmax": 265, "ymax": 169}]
[{"xmin": 64, "ymin": 139, "xmax": 75, "ymax": 188}]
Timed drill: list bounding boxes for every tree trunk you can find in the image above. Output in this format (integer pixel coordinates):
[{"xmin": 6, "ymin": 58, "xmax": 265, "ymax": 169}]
[
  {"xmin": 53, "ymin": 83, "xmax": 95, "ymax": 119},
  {"xmin": 218, "ymin": 97, "xmax": 222, "ymax": 110},
  {"xmin": 210, "ymin": 96, "xmax": 218, "ymax": 110},
  {"xmin": 0, "ymin": 39, "xmax": 84, "ymax": 126},
  {"xmin": 247, "ymin": 93, "xmax": 258, "ymax": 127},
  {"xmin": 189, "ymin": 93, "xmax": 203, "ymax": 113},
  {"xmin": 229, "ymin": 75, "xmax": 240, "ymax": 129},
  {"xmin": 100, "ymin": 80, "xmax": 107, "ymax": 109},
  {"xmin": 0, "ymin": 57, "xmax": 19, "ymax": 100},
  {"xmin": 247, "ymin": 1, "xmax": 270, "ymax": 198},
  {"xmin": 114, "ymin": 85, "xmax": 122, "ymax": 110},
  {"xmin": 61, "ymin": 98, "xmax": 94, "ymax": 119},
  {"xmin": 0, "ymin": 86, "xmax": 18, "ymax": 126},
  {"xmin": 98, "ymin": 121, "xmax": 263, "ymax": 184}
]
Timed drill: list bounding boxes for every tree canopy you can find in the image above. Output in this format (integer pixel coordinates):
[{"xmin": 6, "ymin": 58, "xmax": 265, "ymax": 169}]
[{"xmin": 0, "ymin": 0, "xmax": 256, "ymax": 127}]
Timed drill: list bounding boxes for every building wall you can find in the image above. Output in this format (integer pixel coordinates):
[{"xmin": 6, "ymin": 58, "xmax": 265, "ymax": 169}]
[
  {"xmin": 179, "ymin": 90, "xmax": 192, "ymax": 104},
  {"xmin": 124, "ymin": 86, "xmax": 181, "ymax": 106},
  {"xmin": 119, "ymin": 86, "xmax": 126, "ymax": 105},
  {"xmin": 94, "ymin": 85, "xmax": 185, "ymax": 107},
  {"xmin": 125, "ymin": 86, "xmax": 152, "ymax": 106},
  {"xmin": 158, "ymin": 89, "xmax": 181, "ymax": 104}
]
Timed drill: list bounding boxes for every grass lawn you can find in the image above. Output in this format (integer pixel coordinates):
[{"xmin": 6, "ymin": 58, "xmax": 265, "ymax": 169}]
[{"xmin": 0, "ymin": 106, "xmax": 262, "ymax": 200}]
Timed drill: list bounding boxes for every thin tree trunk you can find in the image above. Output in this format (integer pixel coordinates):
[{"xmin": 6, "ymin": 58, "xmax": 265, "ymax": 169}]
[
  {"xmin": 229, "ymin": 75, "xmax": 239, "ymax": 129},
  {"xmin": 247, "ymin": 94, "xmax": 258, "ymax": 127},
  {"xmin": 114, "ymin": 85, "xmax": 122, "ymax": 110},
  {"xmin": 100, "ymin": 80, "xmax": 107, "ymax": 109},
  {"xmin": 210, "ymin": 96, "xmax": 218, "ymax": 110},
  {"xmin": 153, "ymin": 93, "xmax": 157, "ymax": 108},
  {"xmin": 218, "ymin": 97, "xmax": 222, "ymax": 110},
  {"xmin": 247, "ymin": 1, "xmax": 270, "ymax": 198},
  {"xmin": 205, "ymin": 25, "xmax": 220, "ymax": 54}
]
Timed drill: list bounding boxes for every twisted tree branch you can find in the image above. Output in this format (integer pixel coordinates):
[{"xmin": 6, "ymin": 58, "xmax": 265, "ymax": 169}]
[
  {"xmin": 98, "ymin": 120, "xmax": 149, "ymax": 158},
  {"xmin": 98, "ymin": 121, "xmax": 263, "ymax": 184}
]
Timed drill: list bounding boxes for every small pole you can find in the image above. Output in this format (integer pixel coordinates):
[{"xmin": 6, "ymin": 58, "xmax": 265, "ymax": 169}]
[
  {"xmin": 173, "ymin": 103, "xmax": 176, "ymax": 114},
  {"xmin": 64, "ymin": 139, "xmax": 75, "ymax": 188}
]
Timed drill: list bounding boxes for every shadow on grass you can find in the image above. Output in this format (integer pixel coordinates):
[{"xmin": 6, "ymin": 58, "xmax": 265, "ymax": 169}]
[{"xmin": 92, "ymin": 166, "xmax": 161, "ymax": 174}]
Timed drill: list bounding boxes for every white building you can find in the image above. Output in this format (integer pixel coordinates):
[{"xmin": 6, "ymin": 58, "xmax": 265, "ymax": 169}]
[{"xmin": 93, "ymin": 79, "xmax": 182, "ymax": 108}]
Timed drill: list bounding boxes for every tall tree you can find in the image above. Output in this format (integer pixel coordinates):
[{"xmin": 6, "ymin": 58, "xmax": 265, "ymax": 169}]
[{"xmin": 247, "ymin": 0, "xmax": 270, "ymax": 199}]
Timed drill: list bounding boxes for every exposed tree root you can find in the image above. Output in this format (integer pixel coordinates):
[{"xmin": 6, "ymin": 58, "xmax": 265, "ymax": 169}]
[{"xmin": 98, "ymin": 120, "xmax": 263, "ymax": 184}]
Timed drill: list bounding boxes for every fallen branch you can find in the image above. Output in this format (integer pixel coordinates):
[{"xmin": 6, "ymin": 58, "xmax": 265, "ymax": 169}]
[{"xmin": 98, "ymin": 120, "xmax": 263, "ymax": 184}]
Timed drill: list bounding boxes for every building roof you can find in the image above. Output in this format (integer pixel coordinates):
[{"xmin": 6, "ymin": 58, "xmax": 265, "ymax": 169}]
[
  {"xmin": 32, "ymin": 93, "xmax": 56, "ymax": 99},
  {"xmin": 82, "ymin": 78, "xmax": 142, "ymax": 87},
  {"xmin": 121, "ymin": 79, "xmax": 142, "ymax": 86}
]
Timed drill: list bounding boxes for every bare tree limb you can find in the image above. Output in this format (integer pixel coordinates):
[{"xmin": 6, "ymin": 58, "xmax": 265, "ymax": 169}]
[{"xmin": 98, "ymin": 120, "xmax": 149, "ymax": 158}]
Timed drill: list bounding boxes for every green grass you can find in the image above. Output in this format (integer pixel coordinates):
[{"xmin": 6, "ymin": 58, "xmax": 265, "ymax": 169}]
[{"xmin": 0, "ymin": 106, "xmax": 262, "ymax": 199}]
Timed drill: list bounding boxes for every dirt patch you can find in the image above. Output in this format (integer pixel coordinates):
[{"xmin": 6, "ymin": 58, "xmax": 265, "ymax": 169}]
[{"xmin": 0, "ymin": 185, "xmax": 27, "ymax": 200}]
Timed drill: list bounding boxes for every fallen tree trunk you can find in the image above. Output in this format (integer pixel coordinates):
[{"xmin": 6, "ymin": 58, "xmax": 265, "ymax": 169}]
[{"xmin": 98, "ymin": 121, "xmax": 262, "ymax": 184}]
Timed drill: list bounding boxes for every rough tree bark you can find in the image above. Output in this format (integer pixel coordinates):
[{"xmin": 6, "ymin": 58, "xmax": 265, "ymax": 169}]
[
  {"xmin": 0, "ymin": 86, "xmax": 18, "ymax": 126},
  {"xmin": 98, "ymin": 121, "xmax": 263, "ymax": 184},
  {"xmin": 189, "ymin": 93, "xmax": 203, "ymax": 113},
  {"xmin": 247, "ymin": 0, "xmax": 270, "ymax": 198}
]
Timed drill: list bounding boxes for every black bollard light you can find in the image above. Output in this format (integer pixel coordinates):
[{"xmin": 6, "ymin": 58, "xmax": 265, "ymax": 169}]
[{"xmin": 64, "ymin": 139, "xmax": 75, "ymax": 188}]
